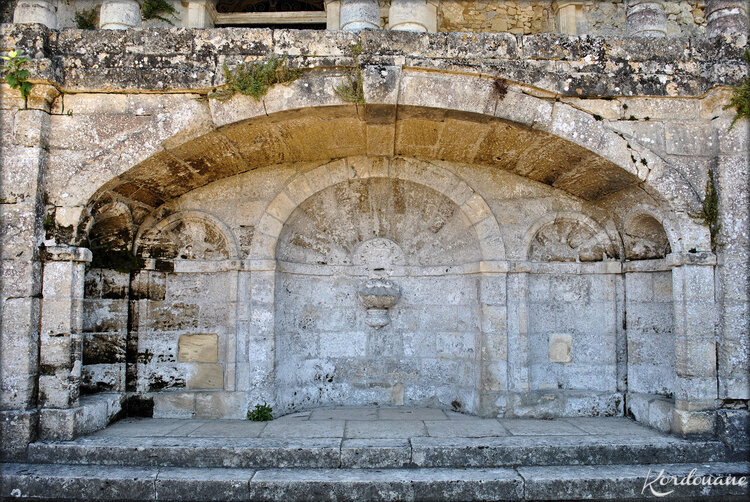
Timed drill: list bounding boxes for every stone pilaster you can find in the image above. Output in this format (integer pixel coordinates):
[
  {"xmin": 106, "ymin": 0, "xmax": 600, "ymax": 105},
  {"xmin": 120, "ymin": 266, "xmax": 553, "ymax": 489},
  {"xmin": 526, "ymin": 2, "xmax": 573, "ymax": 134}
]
[
  {"xmin": 705, "ymin": 0, "xmax": 749, "ymax": 39},
  {"xmin": 340, "ymin": 0, "xmax": 379, "ymax": 31},
  {"xmin": 670, "ymin": 253, "xmax": 718, "ymax": 435},
  {"xmin": 477, "ymin": 269, "xmax": 509, "ymax": 417},
  {"xmin": 388, "ymin": 0, "xmax": 438, "ymax": 32},
  {"xmin": 38, "ymin": 246, "xmax": 92, "ymax": 440},
  {"xmin": 246, "ymin": 262, "xmax": 276, "ymax": 408},
  {"xmin": 0, "ymin": 84, "xmax": 57, "ymax": 460},
  {"xmin": 506, "ymin": 268, "xmax": 530, "ymax": 397},
  {"xmin": 715, "ymin": 115, "xmax": 750, "ymax": 404},
  {"xmin": 100, "ymin": 0, "xmax": 142, "ymax": 30},
  {"xmin": 626, "ymin": 0, "xmax": 667, "ymax": 37},
  {"xmin": 12, "ymin": 0, "xmax": 56, "ymax": 29}
]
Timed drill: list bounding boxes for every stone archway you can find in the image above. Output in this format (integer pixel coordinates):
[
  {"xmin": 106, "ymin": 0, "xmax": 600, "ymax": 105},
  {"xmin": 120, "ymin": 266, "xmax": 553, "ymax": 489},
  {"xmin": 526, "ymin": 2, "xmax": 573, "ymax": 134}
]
[{"xmin": 61, "ymin": 78, "xmax": 717, "ymax": 429}]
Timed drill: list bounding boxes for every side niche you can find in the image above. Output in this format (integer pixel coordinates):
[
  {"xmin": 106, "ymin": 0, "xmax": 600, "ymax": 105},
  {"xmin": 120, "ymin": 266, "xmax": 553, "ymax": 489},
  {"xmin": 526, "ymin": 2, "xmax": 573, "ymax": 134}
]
[
  {"xmin": 624, "ymin": 213, "xmax": 671, "ymax": 260},
  {"xmin": 528, "ymin": 216, "xmax": 617, "ymax": 262},
  {"xmin": 87, "ymin": 201, "xmax": 134, "ymax": 255},
  {"xmin": 136, "ymin": 211, "xmax": 238, "ymax": 261}
]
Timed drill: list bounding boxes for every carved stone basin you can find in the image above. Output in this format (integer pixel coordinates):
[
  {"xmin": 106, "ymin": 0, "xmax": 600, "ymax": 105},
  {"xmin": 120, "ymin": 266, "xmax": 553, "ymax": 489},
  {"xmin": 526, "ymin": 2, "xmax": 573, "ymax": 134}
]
[{"xmin": 358, "ymin": 279, "xmax": 401, "ymax": 328}]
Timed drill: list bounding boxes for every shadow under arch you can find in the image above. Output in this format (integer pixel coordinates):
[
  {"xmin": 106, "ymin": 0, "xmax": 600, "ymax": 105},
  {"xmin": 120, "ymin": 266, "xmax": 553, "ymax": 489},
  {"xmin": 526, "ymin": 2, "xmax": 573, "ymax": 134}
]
[{"xmin": 70, "ymin": 88, "xmax": 705, "ymax": 254}]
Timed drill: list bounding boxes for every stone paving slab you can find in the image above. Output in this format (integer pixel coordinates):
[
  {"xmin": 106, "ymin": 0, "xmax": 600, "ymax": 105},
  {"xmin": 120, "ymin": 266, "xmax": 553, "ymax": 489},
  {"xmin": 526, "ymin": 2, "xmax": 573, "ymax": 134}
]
[
  {"xmin": 563, "ymin": 416, "xmax": 663, "ymax": 436},
  {"xmin": 425, "ymin": 419, "xmax": 508, "ymax": 437},
  {"xmin": 261, "ymin": 420, "xmax": 345, "ymax": 438},
  {"xmin": 90, "ymin": 418, "xmax": 194, "ymax": 437},
  {"xmin": 309, "ymin": 407, "xmax": 378, "ymax": 421},
  {"xmin": 344, "ymin": 419, "xmax": 428, "ymax": 439},
  {"xmin": 498, "ymin": 418, "xmax": 588, "ymax": 436},
  {"xmin": 188, "ymin": 420, "xmax": 267, "ymax": 438},
  {"xmin": 378, "ymin": 407, "xmax": 448, "ymax": 420}
]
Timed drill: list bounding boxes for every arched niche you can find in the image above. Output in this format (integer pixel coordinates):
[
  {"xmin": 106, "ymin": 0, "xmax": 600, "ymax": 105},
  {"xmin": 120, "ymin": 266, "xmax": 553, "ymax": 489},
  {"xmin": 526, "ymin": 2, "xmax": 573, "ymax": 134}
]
[
  {"xmin": 624, "ymin": 212, "xmax": 671, "ymax": 260},
  {"xmin": 274, "ymin": 176, "xmax": 487, "ymax": 414}
]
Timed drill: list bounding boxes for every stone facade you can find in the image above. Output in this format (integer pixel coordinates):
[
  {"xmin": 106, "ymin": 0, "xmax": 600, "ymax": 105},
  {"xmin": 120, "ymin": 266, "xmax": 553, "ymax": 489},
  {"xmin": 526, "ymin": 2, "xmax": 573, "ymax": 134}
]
[{"xmin": 0, "ymin": 0, "xmax": 748, "ymax": 460}]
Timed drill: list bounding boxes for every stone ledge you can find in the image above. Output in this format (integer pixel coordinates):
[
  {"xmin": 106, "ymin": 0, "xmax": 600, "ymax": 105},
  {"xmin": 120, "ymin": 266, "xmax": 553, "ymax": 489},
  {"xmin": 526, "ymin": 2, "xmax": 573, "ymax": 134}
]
[{"xmin": 1, "ymin": 24, "xmax": 747, "ymax": 96}]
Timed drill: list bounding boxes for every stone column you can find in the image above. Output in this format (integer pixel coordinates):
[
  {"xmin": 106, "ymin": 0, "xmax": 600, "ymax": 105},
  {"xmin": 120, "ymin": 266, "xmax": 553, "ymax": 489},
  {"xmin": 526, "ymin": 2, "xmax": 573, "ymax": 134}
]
[
  {"xmin": 100, "ymin": 0, "xmax": 142, "ymax": 30},
  {"xmin": 0, "ymin": 85, "xmax": 58, "ymax": 461},
  {"xmin": 388, "ymin": 0, "xmax": 438, "ymax": 32},
  {"xmin": 705, "ymin": 0, "xmax": 749, "ymax": 38},
  {"xmin": 340, "ymin": 0, "xmax": 380, "ymax": 31},
  {"xmin": 670, "ymin": 254, "xmax": 718, "ymax": 435},
  {"xmin": 13, "ymin": 0, "xmax": 57, "ymax": 28},
  {"xmin": 185, "ymin": 0, "xmax": 216, "ymax": 28},
  {"xmin": 38, "ymin": 246, "xmax": 92, "ymax": 441},
  {"xmin": 626, "ymin": 0, "xmax": 667, "ymax": 37}
]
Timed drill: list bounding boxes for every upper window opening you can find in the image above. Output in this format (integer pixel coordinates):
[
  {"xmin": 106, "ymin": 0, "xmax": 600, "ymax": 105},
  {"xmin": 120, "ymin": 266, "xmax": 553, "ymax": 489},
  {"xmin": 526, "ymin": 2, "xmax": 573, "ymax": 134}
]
[
  {"xmin": 216, "ymin": 1, "xmax": 325, "ymax": 14},
  {"xmin": 215, "ymin": 0, "xmax": 326, "ymax": 28}
]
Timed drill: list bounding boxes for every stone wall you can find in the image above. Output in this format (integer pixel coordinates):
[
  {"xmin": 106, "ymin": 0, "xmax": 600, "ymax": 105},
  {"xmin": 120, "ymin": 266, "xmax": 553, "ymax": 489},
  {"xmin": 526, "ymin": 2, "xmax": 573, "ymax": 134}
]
[{"xmin": 0, "ymin": 23, "xmax": 748, "ymax": 454}]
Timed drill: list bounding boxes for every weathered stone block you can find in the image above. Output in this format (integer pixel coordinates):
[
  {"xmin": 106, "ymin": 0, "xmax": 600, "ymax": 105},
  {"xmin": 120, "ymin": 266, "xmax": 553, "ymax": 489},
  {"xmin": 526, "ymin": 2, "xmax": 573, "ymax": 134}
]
[
  {"xmin": 549, "ymin": 333, "xmax": 573, "ymax": 363},
  {"xmin": 187, "ymin": 364, "xmax": 224, "ymax": 390},
  {"xmin": 0, "ymin": 409, "xmax": 38, "ymax": 461}
]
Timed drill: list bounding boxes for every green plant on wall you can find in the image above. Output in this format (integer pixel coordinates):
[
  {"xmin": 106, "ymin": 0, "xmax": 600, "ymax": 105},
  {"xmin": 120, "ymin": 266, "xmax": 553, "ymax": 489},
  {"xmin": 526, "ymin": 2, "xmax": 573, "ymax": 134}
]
[
  {"xmin": 141, "ymin": 0, "xmax": 177, "ymax": 24},
  {"xmin": 724, "ymin": 49, "xmax": 750, "ymax": 131},
  {"xmin": 1, "ymin": 49, "xmax": 33, "ymax": 106},
  {"xmin": 693, "ymin": 169, "xmax": 721, "ymax": 250},
  {"xmin": 247, "ymin": 403, "xmax": 273, "ymax": 421},
  {"xmin": 74, "ymin": 7, "xmax": 98, "ymax": 29},
  {"xmin": 334, "ymin": 42, "xmax": 365, "ymax": 104},
  {"xmin": 208, "ymin": 55, "xmax": 301, "ymax": 101}
]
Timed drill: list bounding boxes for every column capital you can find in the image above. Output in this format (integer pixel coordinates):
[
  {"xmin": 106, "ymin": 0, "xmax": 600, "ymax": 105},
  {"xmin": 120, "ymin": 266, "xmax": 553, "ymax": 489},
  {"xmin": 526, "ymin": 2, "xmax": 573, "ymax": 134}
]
[
  {"xmin": 42, "ymin": 246, "xmax": 92, "ymax": 263},
  {"xmin": 666, "ymin": 251, "xmax": 717, "ymax": 267}
]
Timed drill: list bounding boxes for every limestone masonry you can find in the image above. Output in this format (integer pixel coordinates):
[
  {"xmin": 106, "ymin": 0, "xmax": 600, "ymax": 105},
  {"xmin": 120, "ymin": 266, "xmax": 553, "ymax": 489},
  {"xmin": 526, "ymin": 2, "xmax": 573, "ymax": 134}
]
[{"xmin": 0, "ymin": 0, "xmax": 748, "ymax": 468}]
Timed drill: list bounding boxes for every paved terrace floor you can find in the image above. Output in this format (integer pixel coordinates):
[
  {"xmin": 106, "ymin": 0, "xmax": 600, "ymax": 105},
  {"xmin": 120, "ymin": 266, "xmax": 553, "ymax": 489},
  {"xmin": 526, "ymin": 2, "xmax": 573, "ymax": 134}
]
[{"xmin": 91, "ymin": 407, "xmax": 663, "ymax": 440}]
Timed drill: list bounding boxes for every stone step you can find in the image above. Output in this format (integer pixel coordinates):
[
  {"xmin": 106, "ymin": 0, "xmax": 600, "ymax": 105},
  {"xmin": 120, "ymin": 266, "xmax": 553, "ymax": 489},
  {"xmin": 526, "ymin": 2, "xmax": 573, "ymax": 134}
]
[
  {"xmin": 26, "ymin": 435, "xmax": 733, "ymax": 469},
  {"xmin": 1, "ymin": 462, "xmax": 748, "ymax": 501}
]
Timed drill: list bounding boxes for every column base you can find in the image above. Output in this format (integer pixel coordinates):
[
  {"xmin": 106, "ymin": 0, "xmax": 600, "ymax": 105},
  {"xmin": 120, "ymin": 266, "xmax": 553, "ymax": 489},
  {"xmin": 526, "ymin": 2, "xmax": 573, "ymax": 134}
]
[
  {"xmin": 672, "ymin": 408, "xmax": 715, "ymax": 436},
  {"xmin": 0, "ymin": 409, "xmax": 38, "ymax": 461},
  {"xmin": 38, "ymin": 393, "xmax": 123, "ymax": 441}
]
